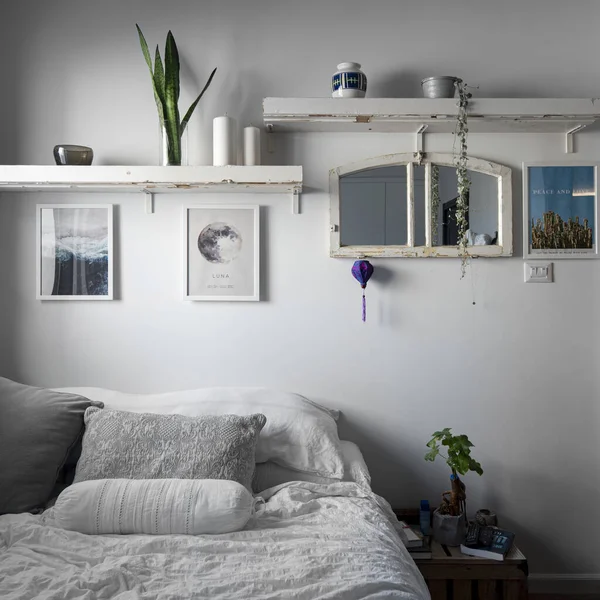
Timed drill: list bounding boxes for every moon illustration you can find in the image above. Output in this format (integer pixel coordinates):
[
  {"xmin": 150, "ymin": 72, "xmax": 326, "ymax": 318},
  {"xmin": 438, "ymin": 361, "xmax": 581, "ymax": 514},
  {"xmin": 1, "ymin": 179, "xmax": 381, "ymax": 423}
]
[{"xmin": 198, "ymin": 222, "xmax": 243, "ymax": 263}]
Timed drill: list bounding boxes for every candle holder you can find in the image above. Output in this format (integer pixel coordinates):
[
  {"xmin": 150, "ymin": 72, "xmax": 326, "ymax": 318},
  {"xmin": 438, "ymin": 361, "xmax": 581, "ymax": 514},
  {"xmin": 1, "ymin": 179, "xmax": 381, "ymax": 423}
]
[
  {"xmin": 213, "ymin": 115, "xmax": 237, "ymax": 166},
  {"xmin": 243, "ymin": 126, "xmax": 261, "ymax": 166}
]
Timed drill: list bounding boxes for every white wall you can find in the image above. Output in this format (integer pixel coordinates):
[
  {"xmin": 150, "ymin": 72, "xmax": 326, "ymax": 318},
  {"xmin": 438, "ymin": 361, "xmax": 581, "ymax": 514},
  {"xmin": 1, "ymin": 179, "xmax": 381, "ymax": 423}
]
[{"xmin": 1, "ymin": 0, "xmax": 599, "ymax": 579}]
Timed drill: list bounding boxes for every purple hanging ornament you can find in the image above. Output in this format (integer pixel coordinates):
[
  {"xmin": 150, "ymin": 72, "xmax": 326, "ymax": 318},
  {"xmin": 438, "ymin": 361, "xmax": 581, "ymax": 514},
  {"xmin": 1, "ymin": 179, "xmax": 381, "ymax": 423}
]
[{"xmin": 351, "ymin": 260, "xmax": 374, "ymax": 322}]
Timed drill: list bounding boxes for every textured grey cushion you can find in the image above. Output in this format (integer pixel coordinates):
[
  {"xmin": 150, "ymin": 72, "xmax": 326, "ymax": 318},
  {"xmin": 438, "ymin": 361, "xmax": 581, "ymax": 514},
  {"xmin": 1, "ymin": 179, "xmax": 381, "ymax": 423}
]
[
  {"xmin": 0, "ymin": 377, "xmax": 103, "ymax": 515},
  {"xmin": 74, "ymin": 408, "xmax": 266, "ymax": 490}
]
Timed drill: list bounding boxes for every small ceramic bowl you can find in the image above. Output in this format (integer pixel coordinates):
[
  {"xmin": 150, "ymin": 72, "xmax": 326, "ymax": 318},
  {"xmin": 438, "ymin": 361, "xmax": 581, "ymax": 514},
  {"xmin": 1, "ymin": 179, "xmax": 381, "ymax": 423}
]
[{"xmin": 53, "ymin": 145, "xmax": 94, "ymax": 166}]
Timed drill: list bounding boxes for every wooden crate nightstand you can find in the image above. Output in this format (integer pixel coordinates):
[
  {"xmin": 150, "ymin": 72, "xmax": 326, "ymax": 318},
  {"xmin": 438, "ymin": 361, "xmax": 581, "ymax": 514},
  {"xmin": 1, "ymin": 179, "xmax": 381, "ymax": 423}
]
[
  {"xmin": 413, "ymin": 540, "xmax": 528, "ymax": 600},
  {"xmin": 392, "ymin": 509, "xmax": 528, "ymax": 599}
]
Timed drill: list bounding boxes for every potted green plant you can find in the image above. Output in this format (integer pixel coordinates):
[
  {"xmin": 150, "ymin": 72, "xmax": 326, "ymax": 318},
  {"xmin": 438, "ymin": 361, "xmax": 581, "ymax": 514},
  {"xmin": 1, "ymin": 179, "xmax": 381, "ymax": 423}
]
[
  {"xmin": 136, "ymin": 25, "xmax": 217, "ymax": 166},
  {"xmin": 424, "ymin": 428, "xmax": 483, "ymax": 546}
]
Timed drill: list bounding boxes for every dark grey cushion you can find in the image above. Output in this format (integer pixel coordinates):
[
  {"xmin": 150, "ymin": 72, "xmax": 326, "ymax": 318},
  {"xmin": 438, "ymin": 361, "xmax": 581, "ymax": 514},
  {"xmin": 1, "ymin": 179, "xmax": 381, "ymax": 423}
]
[
  {"xmin": 0, "ymin": 377, "xmax": 103, "ymax": 514},
  {"xmin": 74, "ymin": 408, "xmax": 267, "ymax": 490}
]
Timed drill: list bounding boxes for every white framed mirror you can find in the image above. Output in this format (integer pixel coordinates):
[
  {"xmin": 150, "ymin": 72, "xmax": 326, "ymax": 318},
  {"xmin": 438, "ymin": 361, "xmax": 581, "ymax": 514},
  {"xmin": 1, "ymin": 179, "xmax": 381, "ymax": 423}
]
[{"xmin": 330, "ymin": 152, "xmax": 512, "ymax": 258}]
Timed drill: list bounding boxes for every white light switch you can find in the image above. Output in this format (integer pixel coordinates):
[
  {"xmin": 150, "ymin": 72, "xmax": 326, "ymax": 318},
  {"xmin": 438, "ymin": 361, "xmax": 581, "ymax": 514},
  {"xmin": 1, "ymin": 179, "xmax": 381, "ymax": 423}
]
[{"xmin": 524, "ymin": 262, "xmax": 553, "ymax": 283}]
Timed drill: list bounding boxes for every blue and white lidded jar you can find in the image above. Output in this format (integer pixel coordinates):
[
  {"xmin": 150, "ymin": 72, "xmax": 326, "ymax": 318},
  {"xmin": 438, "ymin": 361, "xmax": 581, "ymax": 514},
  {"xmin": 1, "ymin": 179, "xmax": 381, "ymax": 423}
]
[{"xmin": 331, "ymin": 62, "xmax": 367, "ymax": 98}]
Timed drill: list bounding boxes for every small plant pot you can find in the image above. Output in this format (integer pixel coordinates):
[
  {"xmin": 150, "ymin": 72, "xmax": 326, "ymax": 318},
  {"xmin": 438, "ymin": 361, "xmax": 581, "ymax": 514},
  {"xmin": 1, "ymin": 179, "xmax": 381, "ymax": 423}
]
[
  {"xmin": 432, "ymin": 508, "xmax": 467, "ymax": 546},
  {"xmin": 421, "ymin": 76, "xmax": 458, "ymax": 98}
]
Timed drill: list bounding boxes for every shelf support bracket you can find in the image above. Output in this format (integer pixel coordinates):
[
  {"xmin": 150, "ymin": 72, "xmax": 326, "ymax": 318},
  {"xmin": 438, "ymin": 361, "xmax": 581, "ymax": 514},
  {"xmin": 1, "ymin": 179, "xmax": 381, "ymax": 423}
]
[
  {"xmin": 142, "ymin": 189, "xmax": 154, "ymax": 214},
  {"xmin": 414, "ymin": 125, "xmax": 427, "ymax": 163},
  {"xmin": 266, "ymin": 124, "xmax": 275, "ymax": 154},
  {"xmin": 292, "ymin": 189, "xmax": 300, "ymax": 214},
  {"xmin": 565, "ymin": 124, "xmax": 586, "ymax": 154}
]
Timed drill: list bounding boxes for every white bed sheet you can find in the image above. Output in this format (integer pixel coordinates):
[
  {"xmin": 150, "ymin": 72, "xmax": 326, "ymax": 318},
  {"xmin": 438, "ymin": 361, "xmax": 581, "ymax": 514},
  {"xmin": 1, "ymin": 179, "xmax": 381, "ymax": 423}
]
[{"xmin": 0, "ymin": 481, "xmax": 430, "ymax": 600}]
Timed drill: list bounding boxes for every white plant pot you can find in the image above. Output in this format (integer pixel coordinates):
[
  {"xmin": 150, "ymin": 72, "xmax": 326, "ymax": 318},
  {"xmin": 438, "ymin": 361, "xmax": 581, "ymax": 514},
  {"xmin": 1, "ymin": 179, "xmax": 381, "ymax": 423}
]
[{"xmin": 432, "ymin": 508, "xmax": 467, "ymax": 546}]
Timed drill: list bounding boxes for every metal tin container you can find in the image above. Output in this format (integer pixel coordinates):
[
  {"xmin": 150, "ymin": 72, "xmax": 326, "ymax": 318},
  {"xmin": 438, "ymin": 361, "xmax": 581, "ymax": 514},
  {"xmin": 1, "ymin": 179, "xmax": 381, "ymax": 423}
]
[{"xmin": 421, "ymin": 76, "xmax": 458, "ymax": 99}]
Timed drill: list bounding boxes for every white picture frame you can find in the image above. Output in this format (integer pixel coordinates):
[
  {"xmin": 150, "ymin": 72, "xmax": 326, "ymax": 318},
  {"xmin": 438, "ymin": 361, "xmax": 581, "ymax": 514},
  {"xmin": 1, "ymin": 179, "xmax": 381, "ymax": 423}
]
[
  {"xmin": 183, "ymin": 205, "xmax": 260, "ymax": 301},
  {"xmin": 36, "ymin": 204, "xmax": 114, "ymax": 300},
  {"xmin": 523, "ymin": 163, "xmax": 598, "ymax": 259}
]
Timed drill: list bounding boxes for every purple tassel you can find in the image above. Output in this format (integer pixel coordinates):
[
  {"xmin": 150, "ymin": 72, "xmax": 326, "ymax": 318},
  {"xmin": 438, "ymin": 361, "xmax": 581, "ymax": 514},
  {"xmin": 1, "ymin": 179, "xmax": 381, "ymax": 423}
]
[
  {"xmin": 352, "ymin": 260, "xmax": 374, "ymax": 323},
  {"xmin": 351, "ymin": 260, "xmax": 374, "ymax": 323},
  {"xmin": 362, "ymin": 292, "xmax": 366, "ymax": 322}
]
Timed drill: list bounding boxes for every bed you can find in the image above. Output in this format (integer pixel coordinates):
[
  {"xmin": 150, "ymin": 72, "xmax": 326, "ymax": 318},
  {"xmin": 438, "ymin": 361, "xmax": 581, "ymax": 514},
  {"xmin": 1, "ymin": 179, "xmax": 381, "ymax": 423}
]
[{"xmin": 0, "ymin": 381, "xmax": 430, "ymax": 600}]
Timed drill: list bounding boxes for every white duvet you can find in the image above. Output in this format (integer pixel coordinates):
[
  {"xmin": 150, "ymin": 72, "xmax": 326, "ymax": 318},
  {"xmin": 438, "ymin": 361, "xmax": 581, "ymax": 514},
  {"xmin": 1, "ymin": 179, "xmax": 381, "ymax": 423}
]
[{"xmin": 0, "ymin": 481, "xmax": 430, "ymax": 600}]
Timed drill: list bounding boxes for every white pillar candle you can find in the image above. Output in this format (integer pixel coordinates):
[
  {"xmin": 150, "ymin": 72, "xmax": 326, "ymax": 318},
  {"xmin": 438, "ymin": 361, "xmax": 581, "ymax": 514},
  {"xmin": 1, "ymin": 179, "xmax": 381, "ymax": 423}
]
[
  {"xmin": 243, "ymin": 126, "xmax": 261, "ymax": 166},
  {"xmin": 213, "ymin": 115, "xmax": 236, "ymax": 166}
]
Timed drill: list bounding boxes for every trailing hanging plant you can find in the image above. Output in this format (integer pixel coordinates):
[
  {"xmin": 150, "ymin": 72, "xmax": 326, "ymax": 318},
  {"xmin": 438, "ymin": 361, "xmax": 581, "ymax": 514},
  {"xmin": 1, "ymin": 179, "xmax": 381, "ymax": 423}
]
[
  {"xmin": 136, "ymin": 24, "xmax": 217, "ymax": 166},
  {"xmin": 453, "ymin": 79, "xmax": 472, "ymax": 278},
  {"xmin": 431, "ymin": 164, "xmax": 440, "ymax": 245},
  {"xmin": 425, "ymin": 427, "xmax": 483, "ymax": 517}
]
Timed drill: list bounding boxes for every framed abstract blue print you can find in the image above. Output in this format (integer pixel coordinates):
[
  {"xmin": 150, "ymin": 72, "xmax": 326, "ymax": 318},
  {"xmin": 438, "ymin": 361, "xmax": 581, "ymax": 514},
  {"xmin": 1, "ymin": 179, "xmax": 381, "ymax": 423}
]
[
  {"xmin": 523, "ymin": 164, "xmax": 598, "ymax": 259},
  {"xmin": 36, "ymin": 204, "xmax": 113, "ymax": 300}
]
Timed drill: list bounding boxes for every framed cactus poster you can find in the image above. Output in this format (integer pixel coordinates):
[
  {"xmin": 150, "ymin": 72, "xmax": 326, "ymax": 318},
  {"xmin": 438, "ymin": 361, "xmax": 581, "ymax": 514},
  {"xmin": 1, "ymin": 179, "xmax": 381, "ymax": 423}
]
[{"xmin": 523, "ymin": 164, "xmax": 598, "ymax": 259}]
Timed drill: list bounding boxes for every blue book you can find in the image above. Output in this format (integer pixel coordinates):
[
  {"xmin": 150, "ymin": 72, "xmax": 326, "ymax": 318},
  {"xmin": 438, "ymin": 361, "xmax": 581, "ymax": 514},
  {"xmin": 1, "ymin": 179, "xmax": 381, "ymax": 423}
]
[{"xmin": 460, "ymin": 528, "xmax": 515, "ymax": 561}]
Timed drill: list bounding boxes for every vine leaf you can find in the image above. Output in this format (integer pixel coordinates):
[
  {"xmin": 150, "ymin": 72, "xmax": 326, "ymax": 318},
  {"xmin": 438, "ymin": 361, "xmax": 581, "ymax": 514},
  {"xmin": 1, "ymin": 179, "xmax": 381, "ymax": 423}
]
[
  {"xmin": 454, "ymin": 79, "xmax": 471, "ymax": 278},
  {"xmin": 424, "ymin": 447, "xmax": 440, "ymax": 462},
  {"xmin": 164, "ymin": 30, "xmax": 182, "ymax": 163},
  {"xmin": 136, "ymin": 24, "xmax": 165, "ymax": 127},
  {"xmin": 181, "ymin": 67, "xmax": 217, "ymax": 135}
]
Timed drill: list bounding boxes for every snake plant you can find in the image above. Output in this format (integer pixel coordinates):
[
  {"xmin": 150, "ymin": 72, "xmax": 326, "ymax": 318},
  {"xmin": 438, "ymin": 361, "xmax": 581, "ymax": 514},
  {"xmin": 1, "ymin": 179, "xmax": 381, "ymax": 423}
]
[{"xmin": 136, "ymin": 25, "xmax": 217, "ymax": 165}]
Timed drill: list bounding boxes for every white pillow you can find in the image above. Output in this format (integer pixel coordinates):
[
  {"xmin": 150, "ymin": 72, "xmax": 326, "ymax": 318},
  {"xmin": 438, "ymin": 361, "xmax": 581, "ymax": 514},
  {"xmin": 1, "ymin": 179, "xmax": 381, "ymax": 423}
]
[
  {"xmin": 54, "ymin": 387, "xmax": 344, "ymax": 479},
  {"xmin": 53, "ymin": 479, "xmax": 255, "ymax": 535},
  {"xmin": 252, "ymin": 440, "xmax": 371, "ymax": 493}
]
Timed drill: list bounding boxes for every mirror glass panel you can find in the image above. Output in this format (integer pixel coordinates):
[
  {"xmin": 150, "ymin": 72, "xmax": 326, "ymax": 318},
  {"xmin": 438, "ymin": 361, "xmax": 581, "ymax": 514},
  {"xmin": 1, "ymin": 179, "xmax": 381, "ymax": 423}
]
[
  {"xmin": 333, "ymin": 153, "xmax": 509, "ymax": 256},
  {"xmin": 430, "ymin": 166, "xmax": 499, "ymax": 246},
  {"xmin": 340, "ymin": 166, "xmax": 408, "ymax": 246},
  {"xmin": 414, "ymin": 165, "xmax": 426, "ymax": 246}
]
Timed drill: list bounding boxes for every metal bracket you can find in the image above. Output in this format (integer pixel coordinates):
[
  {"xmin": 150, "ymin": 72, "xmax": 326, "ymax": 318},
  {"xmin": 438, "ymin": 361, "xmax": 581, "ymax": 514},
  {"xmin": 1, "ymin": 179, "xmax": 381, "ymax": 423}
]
[
  {"xmin": 142, "ymin": 189, "xmax": 154, "ymax": 214},
  {"xmin": 292, "ymin": 189, "xmax": 300, "ymax": 214},
  {"xmin": 565, "ymin": 124, "xmax": 586, "ymax": 154},
  {"xmin": 266, "ymin": 124, "xmax": 275, "ymax": 154},
  {"xmin": 415, "ymin": 124, "xmax": 428, "ymax": 154}
]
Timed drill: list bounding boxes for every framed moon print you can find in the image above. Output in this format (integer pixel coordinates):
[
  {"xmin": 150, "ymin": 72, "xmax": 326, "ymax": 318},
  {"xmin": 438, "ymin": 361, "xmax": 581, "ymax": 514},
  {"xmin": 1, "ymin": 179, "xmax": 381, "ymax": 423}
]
[
  {"xmin": 183, "ymin": 205, "xmax": 260, "ymax": 301},
  {"xmin": 523, "ymin": 164, "xmax": 598, "ymax": 259},
  {"xmin": 36, "ymin": 204, "xmax": 113, "ymax": 300}
]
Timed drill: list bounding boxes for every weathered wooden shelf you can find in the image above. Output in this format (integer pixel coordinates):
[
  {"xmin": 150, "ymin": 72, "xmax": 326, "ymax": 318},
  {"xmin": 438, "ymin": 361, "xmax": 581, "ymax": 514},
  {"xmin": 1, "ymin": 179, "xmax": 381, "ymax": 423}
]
[
  {"xmin": 0, "ymin": 165, "xmax": 304, "ymax": 213},
  {"xmin": 264, "ymin": 98, "xmax": 600, "ymax": 151}
]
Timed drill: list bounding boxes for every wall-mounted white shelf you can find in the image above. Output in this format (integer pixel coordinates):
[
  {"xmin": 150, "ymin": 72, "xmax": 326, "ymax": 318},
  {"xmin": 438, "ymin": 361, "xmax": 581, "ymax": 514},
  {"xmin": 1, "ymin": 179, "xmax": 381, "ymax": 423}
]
[
  {"xmin": 264, "ymin": 97, "xmax": 600, "ymax": 152},
  {"xmin": 0, "ymin": 165, "xmax": 304, "ymax": 214}
]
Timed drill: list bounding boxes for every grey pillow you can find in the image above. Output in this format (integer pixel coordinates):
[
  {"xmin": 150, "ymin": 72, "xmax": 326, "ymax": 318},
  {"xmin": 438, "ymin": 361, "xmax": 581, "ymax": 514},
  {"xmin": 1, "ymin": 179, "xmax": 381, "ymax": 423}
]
[
  {"xmin": 74, "ymin": 408, "xmax": 267, "ymax": 490},
  {"xmin": 0, "ymin": 377, "xmax": 103, "ymax": 515}
]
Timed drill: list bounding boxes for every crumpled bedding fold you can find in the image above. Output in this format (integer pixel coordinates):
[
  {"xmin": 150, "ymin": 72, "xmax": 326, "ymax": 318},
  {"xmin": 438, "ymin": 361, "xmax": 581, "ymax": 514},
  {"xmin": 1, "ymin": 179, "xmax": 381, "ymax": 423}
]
[{"xmin": 0, "ymin": 481, "xmax": 429, "ymax": 600}]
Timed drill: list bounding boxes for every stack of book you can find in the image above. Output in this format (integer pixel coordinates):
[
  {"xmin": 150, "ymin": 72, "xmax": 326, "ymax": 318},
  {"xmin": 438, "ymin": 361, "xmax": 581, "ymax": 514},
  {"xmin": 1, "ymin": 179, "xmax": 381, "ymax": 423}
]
[
  {"xmin": 460, "ymin": 525, "xmax": 515, "ymax": 561},
  {"xmin": 398, "ymin": 521, "xmax": 432, "ymax": 559}
]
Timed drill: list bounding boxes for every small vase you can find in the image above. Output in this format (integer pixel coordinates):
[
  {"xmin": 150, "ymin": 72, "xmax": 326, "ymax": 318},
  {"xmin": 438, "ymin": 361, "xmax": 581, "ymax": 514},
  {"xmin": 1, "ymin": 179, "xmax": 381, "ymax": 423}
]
[
  {"xmin": 53, "ymin": 145, "xmax": 94, "ymax": 166},
  {"xmin": 432, "ymin": 509, "xmax": 468, "ymax": 546},
  {"xmin": 331, "ymin": 62, "xmax": 367, "ymax": 98},
  {"xmin": 159, "ymin": 123, "xmax": 188, "ymax": 166}
]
